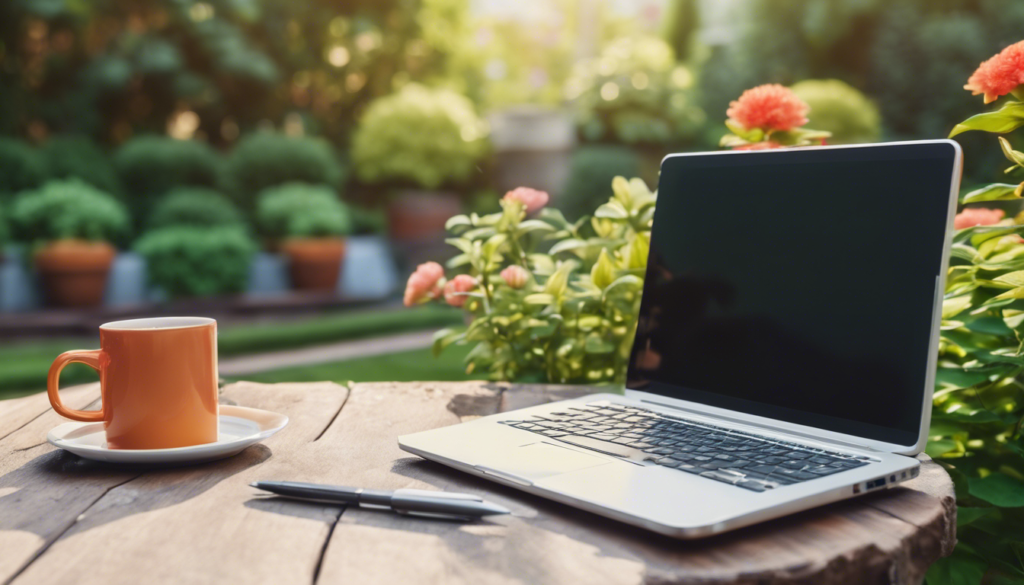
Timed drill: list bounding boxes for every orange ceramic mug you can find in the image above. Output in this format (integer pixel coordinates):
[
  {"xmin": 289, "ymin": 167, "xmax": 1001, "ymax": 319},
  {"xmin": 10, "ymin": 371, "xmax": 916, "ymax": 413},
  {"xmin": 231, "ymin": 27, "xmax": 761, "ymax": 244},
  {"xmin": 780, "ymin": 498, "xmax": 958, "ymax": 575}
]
[{"xmin": 47, "ymin": 317, "xmax": 219, "ymax": 450}]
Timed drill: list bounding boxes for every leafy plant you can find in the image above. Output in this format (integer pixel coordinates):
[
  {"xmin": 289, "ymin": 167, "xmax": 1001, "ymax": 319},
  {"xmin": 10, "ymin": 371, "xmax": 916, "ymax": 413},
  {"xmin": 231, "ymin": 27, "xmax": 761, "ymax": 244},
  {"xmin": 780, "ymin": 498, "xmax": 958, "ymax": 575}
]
[
  {"xmin": 0, "ymin": 202, "xmax": 8, "ymax": 249},
  {"xmin": 225, "ymin": 132, "xmax": 346, "ymax": 211},
  {"xmin": 351, "ymin": 83, "xmax": 489, "ymax": 189},
  {"xmin": 408, "ymin": 177, "xmax": 654, "ymax": 384},
  {"xmin": 923, "ymin": 44, "xmax": 1024, "ymax": 585},
  {"xmin": 40, "ymin": 136, "xmax": 120, "ymax": 195},
  {"xmin": 147, "ymin": 187, "xmax": 244, "ymax": 230},
  {"xmin": 561, "ymin": 145, "xmax": 641, "ymax": 221},
  {"xmin": 791, "ymin": 79, "xmax": 881, "ymax": 144},
  {"xmin": 256, "ymin": 183, "xmax": 353, "ymax": 241},
  {"xmin": 8, "ymin": 179, "xmax": 129, "ymax": 245},
  {"xmin": 113, "ymin": 136, "xmax": 223, "ymax": 221},
  {"xmin": 0, "ymin": 138, "xmax": 47, "ymax": 200},
  {"xmin": 135, "ymin": 226, "xmax": 256, "ymax": 298},
  {"xmin": 566, "ymin": 36, "xmax": 705, "ymax": 145}
]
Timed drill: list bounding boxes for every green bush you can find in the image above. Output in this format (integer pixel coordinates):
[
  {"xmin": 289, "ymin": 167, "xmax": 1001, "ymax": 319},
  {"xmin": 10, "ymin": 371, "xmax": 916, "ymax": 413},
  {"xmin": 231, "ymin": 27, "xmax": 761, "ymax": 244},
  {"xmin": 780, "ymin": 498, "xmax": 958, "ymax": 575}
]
[
  {"xmin": 566, "ymin": 36, "xmax": 705, "ymax": 145},
  {"xmin": 9, "ymin": 179, "xmax": 129, "ymax": 244},
  {"xmin": 41, "ymin": 136, "xmax": 120, "ymax": 195},
  {"xmin": 225, "ymin": 132, "xmax": 346, "ymax": 210},
  {"xmin": 113, "ymin": 136, "xmax": 223, "ymax": 221},
  {"xmin": 0, "ymin": 202, "xmax": 8, "ymax": 248},
  {"xmin": 561, "ymin": 146, "xmax": 642, "ymax": 220},
  {"xmin": 351, "ymin": 83, "xmax": 489, "ymax": 189},
  {"xmin": 147, "ymin": 187, "xmax": 244, "ymax": 230},
  {"xmin": 256, "ymin": 183, "xmax": 352, "ymax": 240},
  {"xmin": 135, "ymin": 226, "xmax": 256, "ymax": 298},
  {"xmin": 349, "ymin": 205, "xmax": 388, "ymax": 236},
  {"xmin": 790, "ymin": 80, "xmax": 881, "ymax": 144},
  {"xmin": 0, "ymin": 138, "xmax": 47, "ymax": 200}
]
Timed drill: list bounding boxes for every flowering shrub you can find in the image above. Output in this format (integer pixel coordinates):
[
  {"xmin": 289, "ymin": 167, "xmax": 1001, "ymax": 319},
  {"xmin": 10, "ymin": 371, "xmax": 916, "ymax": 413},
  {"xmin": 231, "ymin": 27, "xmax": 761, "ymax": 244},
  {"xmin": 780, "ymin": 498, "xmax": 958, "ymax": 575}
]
[
  {"xmin": 406, "ymin": 177, "xmax": 654, "ymax": 384},
  {"xmin": 926, "ymin": 43, "xmax": 1024, "ymax": 584},
  {"xmin": 719, "ymin": 84, "xmax": 830, "ymax": 150}
]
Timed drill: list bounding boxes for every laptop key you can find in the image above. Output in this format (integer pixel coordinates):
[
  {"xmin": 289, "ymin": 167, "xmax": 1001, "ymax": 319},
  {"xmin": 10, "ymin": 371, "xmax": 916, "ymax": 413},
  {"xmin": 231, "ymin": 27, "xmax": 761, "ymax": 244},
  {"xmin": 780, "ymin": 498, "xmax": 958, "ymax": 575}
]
[
  {"xmin": 736, "ymin": 479, "xmax": 769, "ymax": 492},
  {"xmin": 558, "ymin": 435, "xmax": 639, "ymax": 458},
  {"xmin": 654, "ymin": 457, "xmax": 681, "ymax": 468}
]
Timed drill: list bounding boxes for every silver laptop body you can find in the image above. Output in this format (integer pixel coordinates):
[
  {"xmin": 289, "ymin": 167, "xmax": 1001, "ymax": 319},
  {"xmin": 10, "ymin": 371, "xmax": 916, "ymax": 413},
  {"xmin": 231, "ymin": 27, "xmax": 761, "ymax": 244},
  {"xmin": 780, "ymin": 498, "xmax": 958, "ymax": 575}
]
[{"xmin": 400, "ymin": 140, "xmax": 963, "ymax": 538}]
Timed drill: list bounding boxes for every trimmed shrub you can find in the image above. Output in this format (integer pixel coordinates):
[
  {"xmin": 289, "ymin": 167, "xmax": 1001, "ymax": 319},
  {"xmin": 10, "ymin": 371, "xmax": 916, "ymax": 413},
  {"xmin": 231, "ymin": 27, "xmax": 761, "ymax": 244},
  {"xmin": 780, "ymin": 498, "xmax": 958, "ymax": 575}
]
[
  {"xmin": 225, "ymin": 132, "xmax": 346, "ymax": 210},
  {"xmin": 561, "ymin": 146, "xmax": 642, "ymax": 220},
  {"xmin": 349, "ymin": 206, "xmax": 388, "ymax": 235},
  {"xmin": 791, "ymin": 80, "xmax": 881, "ymax": 144},
  {"xmin": 41, "ymin": 136, "xmax": 121, "ymax": 195},
  {"xmin": 135, "ymin": 226, "xmax": 256, "ymax": 297},
  {"xmin": 9, "ymin": 179, "xmax": 130, "ymax": 244},
  {"xmin": 148, "ymin": 187, "xmax": 244, "ymax": 230},
  {"xmin": 352, "ymin": 83, "xmax": 489, "ymax": 189},
  {"xmin": 0, "ymin": 138, "xmax": 48, "ymax": 200},
  {"xmin": 256, "ymin": 183, "xmax": 352, "ymax": 240},
  {"xmin": 113, "ymin": 136, "xmax": 223, "ymax": 221}
]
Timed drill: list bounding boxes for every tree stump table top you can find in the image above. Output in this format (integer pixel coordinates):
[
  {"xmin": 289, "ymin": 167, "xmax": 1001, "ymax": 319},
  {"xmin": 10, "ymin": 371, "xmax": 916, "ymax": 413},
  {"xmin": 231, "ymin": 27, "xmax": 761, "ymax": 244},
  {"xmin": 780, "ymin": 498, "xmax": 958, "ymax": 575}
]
[{"xmin": 0, "ymin": 381, "xmax": 956, "ymax": 585}]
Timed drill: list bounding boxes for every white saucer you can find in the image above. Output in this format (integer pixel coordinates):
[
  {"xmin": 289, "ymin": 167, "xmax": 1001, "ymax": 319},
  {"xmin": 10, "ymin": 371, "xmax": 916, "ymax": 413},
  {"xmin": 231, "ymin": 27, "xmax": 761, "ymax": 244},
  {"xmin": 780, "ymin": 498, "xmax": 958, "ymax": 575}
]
[{"xmin": 46, "ymin": 405, "xmax": 288, "ymax": 465}]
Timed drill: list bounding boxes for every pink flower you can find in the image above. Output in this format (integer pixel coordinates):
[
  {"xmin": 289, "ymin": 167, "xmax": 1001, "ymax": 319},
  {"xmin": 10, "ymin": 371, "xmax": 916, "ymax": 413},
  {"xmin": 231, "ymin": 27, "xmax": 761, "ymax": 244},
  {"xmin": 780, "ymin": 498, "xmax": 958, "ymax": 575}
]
[
  {"xmin": 503, "ymin": 187, "xmax": 549, "ymax": 214},
  {"xmin": 732, "ymin": 141, "xmax": 783, "ymax": 151},
  {"xmin": 954, "ymin": 207, "xmax": 1005, "ymax": 230},
  {"xmin": 501, "ymin": 265, "xmax": 529, "ymax": 289},
  {"xmin": 444, "ymin": 274, "xmax": 477, "ymax": 307},
  {"xmin": 726, "ymin": 84, "xmax": 809, "ymax": 132},
  {"xmin": 403, "ymin": 261, "xmax": 444, "ymax": 306},
  {"xmin": 965, "ymin": 41, "xmax": 1024, "ymax": 104}
]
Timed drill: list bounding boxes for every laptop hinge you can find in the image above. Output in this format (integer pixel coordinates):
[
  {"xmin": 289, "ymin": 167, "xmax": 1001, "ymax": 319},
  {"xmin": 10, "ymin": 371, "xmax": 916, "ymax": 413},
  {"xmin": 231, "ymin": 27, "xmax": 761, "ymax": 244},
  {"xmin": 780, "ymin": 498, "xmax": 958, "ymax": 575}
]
[{"xmin": 637, "ymin": 398, "xmax": 882, "ymax": 453}]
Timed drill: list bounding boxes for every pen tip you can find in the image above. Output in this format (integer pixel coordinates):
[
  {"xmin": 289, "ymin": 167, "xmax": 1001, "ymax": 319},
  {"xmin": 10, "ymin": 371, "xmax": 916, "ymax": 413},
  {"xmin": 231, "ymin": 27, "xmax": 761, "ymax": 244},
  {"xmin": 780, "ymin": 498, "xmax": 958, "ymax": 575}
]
[{"xmin": 249, "ymin": 482, "xmax": 260, "ymax": 489}]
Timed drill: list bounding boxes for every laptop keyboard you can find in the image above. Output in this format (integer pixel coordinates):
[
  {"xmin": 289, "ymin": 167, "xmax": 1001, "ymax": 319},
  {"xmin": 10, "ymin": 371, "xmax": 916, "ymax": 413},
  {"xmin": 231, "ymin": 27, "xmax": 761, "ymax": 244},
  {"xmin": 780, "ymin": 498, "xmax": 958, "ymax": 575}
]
[{"xmin": 499, "ymin": 402, "xmax": 872, "ymax": 492}]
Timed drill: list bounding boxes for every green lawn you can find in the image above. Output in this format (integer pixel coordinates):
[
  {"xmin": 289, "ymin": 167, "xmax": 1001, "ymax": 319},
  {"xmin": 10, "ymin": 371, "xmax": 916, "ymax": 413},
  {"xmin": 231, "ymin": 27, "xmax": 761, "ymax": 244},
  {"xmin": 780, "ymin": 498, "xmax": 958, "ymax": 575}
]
[
  {"xmin": 0, "ymin": 305, "xmax": 463, "ymax": 400},
  {"xmin": 236, "ymin": 344, "xmax": 484, "ymax": 385}
]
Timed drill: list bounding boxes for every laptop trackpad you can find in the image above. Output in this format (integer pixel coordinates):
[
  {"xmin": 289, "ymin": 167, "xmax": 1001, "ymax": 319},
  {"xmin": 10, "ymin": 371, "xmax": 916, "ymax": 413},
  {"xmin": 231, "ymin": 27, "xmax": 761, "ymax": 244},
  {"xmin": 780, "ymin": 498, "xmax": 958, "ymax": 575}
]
[{"xmin": 489, "ymin": 441, "xmax": 611, "ymax": 481}]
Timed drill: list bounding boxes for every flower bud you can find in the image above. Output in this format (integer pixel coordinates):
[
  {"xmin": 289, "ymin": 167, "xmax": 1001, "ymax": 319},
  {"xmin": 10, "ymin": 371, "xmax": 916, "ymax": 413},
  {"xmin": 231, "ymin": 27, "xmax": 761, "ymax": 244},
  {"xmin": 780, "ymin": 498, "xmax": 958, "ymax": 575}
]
[
  {"xmin": 501, "ymin": 265, "xmax": 529, "ymax": 289},
  {"xmin": 444, "ymin": 274, "xmax": 477, "ymax": 308}
]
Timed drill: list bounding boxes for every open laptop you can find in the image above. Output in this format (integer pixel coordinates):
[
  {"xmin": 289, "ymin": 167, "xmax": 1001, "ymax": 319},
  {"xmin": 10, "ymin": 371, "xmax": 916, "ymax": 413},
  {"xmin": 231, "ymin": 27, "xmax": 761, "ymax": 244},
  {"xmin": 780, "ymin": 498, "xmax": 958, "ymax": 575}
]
[{"xmin": 399, "ymin": 140, "xmax": 962, "ymax": 538}]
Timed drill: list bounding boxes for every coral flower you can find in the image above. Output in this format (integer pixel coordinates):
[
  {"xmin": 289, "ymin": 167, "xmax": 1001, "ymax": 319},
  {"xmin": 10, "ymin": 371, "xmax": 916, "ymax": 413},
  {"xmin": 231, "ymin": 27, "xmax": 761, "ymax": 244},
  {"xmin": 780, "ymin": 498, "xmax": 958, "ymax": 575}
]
[
  {"xmin": 444, "ymin": 274, "xmax": 477, "ymax": 307},
  {"xmin": 732, "ymin": 141, "xmax": 783, "ymax": 151},
  {"xmin": 403, "ymin": 261, "xmax": 444, "ymax": 306},
  {"xmin": 965, "ymin": 41, "xmax": 1024, "ymax": 104},
  {"xmin": 503, "ymin": 187, "xmax": 549, "ymax": 214},
  {"xmin": 501, "ymin": 265, "xmax": 529, "ymax": 289},
  {"xmin": 954, "ymin": 207, "xmax": 1005, "ymax": 230},
  {"xmin": 726, "ymin": 84, "xmax": 809, "ymax": 132}
]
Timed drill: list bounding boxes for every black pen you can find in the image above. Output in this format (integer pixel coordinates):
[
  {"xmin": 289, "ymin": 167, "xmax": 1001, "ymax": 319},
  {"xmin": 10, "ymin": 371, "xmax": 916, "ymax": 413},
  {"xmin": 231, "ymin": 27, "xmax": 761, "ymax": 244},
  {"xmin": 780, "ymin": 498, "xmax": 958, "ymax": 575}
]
[{"xmin": 251, "ymin": 480, "xmax": 511, "ymax": 521}]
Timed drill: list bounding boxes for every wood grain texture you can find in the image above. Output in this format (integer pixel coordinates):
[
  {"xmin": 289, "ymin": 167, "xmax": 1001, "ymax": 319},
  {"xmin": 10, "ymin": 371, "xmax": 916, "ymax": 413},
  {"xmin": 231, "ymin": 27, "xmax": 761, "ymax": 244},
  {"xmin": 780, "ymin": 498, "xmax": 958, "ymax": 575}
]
[{"xmin": 0, "ymin": 381, "xmax": 955, "ymax": 585}]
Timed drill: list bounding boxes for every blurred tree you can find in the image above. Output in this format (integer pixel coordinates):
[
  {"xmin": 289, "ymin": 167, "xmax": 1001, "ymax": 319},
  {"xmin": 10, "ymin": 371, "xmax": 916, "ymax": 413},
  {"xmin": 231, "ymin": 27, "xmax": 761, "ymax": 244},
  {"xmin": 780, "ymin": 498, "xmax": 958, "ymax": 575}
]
[{"xmin": 0, "ymin": 0, "xmax": 463, "ymax": 147}]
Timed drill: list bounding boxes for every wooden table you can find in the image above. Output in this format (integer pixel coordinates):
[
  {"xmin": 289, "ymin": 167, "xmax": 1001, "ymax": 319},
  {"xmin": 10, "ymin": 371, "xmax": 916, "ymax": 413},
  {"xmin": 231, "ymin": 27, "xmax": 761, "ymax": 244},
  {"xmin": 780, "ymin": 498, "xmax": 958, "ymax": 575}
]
[{"xmin": 0, "ymin": 381, "xmax": 956, "ymax": 585}]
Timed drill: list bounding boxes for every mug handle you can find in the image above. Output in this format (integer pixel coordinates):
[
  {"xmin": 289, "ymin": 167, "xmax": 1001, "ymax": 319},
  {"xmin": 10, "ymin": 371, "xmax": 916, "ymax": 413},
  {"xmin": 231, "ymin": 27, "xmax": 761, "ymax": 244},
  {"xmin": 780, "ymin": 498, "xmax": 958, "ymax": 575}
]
[{"xmin": 47, "ymin": 350, "xmax": 106, "ymax": 422}]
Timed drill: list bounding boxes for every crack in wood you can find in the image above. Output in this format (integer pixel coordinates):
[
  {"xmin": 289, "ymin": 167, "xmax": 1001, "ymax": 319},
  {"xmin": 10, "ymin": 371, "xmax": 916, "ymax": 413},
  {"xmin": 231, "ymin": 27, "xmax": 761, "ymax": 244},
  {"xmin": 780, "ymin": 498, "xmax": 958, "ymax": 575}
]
[
  {"xmin": 2, "ymin": 474, "xmax": 141, "ymax": 585},
  {"xmin": 314, "ymin": 382, "xmax": 352, "ymax": 443}
]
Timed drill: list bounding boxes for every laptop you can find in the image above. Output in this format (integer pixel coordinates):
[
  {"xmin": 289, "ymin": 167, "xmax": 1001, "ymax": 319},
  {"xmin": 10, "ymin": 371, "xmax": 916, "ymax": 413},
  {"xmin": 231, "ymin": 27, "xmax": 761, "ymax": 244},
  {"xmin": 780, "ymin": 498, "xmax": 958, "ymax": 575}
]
[{"xmin": 399, "ymin": 140, "xmax": 962, "ymax": 538}]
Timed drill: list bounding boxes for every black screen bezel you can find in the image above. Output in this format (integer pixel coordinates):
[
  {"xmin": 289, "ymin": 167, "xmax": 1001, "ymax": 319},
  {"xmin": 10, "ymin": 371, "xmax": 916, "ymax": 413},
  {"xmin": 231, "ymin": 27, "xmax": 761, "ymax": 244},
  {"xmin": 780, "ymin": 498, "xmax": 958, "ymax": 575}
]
[{"xmin": 627, "ymin": 142, "xmax": 959, "ymax": 447}]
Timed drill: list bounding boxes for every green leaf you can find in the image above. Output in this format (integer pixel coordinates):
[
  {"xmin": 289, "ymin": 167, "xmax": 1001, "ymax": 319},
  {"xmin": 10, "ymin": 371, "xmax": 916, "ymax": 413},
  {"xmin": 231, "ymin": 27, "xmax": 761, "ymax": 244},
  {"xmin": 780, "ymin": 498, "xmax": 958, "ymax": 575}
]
[
  {"xmin": 548, "ymin": 238, "xmax": 587, "ymax": 256},
  {"xmin": 517, "ymin": 219, "xmax": 555, "ymax": 236},
  {"xmin": 943, "ymin": 296, "xmax": 973, "ymax": 319},
  {"xmin": 925, "ymin": 550, "xmax": 988, "ymax": 585},
  {"xmin": 994, "ymin": 270, "xmax": 1024, "ymax": 288},
  {"xmin": 445, "ymin": 215, "xmax": 471, "ymax": 232},
  {"xmin": 1000, "ymin": 136, "xmax": 1024, "ymax": 167},
  {"xmin": 968, "ymin": 473, "xmax": 1024, "ymax": 507},
  {"xmin": 933, "ymin": 409, "xmax": 1003, "ymax": 424},
  {"xmin": 524, "ymin": 293, "xmax": 555, "ymax": 305},
  {"xmin": 594, "ymin": 200, "xmax": 629, "ymax": 220},
  {"xmin": 431, "ymin": 328, "xmax": 464, "ymax": 357},
  {"xmin": 949, "ymin": 101, "xmax": 1024, "ymax": 137},
  {"xmin": 591, "ymin": 248, "xmax": 616, "ymax": 290},
  {"xmin": 584, "ymin": 334, "xmax": 615, "ymax": 353},
  {"xmin": 956, "ymin": 507, "xmax": 995, "ymax": 527},
  {"xmin": 950, "ymin": 244, "xmax": 982, "ymax": 263},
  {"xmin": 961, "ymin": 184, "xmax": 1022, "ymax": 204},
  {"xmin": 925, "ymin": 439, "xmax": 959, "ymax": 458}
]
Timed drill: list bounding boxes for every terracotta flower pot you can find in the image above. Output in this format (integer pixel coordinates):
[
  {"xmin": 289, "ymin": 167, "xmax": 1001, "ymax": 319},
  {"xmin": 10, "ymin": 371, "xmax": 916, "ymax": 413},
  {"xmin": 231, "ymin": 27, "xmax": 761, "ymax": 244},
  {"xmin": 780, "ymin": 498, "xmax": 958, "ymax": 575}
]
[
  {"xmin": 34, "ymin": 240, "xmax": 116, "ymax": 308},
  {"xmin": 281, "ymin": 238, "xmax": 346, "ymax": 291},
  {"xmin": 386, "ymin": 190, "xmax": 462, "ymax": 241}
]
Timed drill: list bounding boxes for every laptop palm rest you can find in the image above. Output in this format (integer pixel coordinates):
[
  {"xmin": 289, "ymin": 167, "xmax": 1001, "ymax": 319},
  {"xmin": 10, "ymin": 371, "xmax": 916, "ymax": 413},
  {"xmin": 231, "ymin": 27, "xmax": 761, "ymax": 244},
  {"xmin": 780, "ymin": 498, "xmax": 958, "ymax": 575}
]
[{"xmin": 482, "ymin": 442, "xmax": 612, "ymax": 482}]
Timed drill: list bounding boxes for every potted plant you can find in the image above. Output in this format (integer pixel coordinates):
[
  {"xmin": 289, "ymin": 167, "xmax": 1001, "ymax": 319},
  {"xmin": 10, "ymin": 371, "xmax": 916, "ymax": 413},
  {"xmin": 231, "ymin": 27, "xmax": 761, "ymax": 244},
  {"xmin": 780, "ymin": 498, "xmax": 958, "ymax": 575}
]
[
  {"xmin": 351, "ymin": 84, "xmax": 488, "ymax": 249},
  {"xmin": 224, "ymin": 131, "xmax": 347, "ymax": 214},
  {"xmin": 9, "ymin": 179, "xmax": 130, "ymax": 307},
  {"xmin": 135, "ymin": 225, "xmax": 256, "ymax": 299},
  {"xmin": 256, "ymin": 183, "xmax": 353, "ymax": 291}
]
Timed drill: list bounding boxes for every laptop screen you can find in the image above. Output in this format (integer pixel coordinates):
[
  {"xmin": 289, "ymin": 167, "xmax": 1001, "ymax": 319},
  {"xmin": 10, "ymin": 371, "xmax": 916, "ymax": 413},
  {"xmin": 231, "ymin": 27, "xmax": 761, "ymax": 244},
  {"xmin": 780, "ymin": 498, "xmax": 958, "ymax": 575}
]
[{"xmin": 627, "ymin": 142, "xmax": 959, "ymax": 446}]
